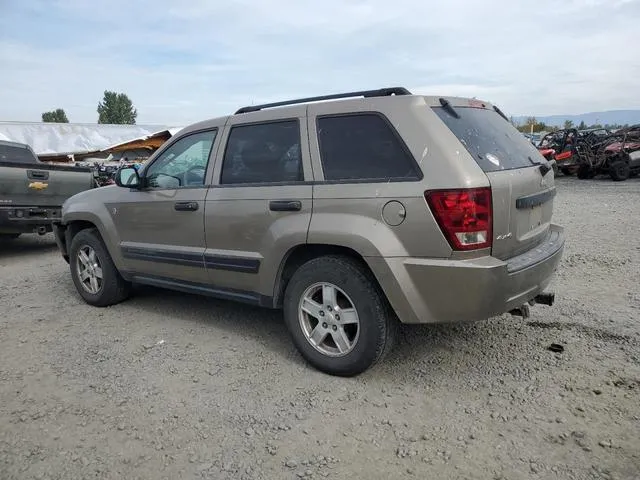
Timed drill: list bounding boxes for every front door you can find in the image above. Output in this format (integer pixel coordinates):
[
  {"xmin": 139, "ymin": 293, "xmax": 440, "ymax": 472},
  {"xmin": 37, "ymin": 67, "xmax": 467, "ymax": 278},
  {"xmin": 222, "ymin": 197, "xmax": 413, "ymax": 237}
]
[
  {"xmin": 203, "ymin": 112, "xmax": 313, "ymax": 302},
  {"xmin": 108, "ymin": 128, "xmax": 221, "ymax": 283}
]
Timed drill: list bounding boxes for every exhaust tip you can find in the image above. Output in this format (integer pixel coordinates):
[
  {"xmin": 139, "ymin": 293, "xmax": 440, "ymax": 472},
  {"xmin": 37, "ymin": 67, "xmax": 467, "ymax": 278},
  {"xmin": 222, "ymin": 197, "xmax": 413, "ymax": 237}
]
[{"xmin": 534, "ymin": 292, "xmax": 555, "ymax": 307}]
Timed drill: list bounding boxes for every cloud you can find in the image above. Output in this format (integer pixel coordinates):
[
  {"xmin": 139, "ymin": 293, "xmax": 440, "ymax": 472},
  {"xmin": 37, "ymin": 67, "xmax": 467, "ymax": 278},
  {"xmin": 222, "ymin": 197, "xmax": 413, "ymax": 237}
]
[{"xmin": 0, "ymin": 0, "xmax": 638, "ymax": 124}]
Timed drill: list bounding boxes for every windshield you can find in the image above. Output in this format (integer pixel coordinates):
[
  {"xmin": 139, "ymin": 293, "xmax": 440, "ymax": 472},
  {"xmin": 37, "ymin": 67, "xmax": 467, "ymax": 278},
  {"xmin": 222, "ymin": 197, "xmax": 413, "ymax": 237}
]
[{"xmin": 432, "ymin": 106, "xmax": 543, "ymax": 172}]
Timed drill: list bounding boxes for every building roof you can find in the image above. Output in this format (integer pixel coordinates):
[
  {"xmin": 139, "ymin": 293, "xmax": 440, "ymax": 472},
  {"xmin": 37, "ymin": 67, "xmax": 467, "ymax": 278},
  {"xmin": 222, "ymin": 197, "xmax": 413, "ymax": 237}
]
[
  {"xmin": 101, "ymin": 127, "xmax": 184, "ymax": 152},
  {"xmin": 0, "ymin": 121, "xmax": 183, "ymax": 156}
]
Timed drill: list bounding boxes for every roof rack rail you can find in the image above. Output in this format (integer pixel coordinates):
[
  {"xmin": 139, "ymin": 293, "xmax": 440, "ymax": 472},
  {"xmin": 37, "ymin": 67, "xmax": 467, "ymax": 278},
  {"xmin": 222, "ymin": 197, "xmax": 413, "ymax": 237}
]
[{"xmin": 234, "ymin": 87, "xmax": 412, "ymax": 114}]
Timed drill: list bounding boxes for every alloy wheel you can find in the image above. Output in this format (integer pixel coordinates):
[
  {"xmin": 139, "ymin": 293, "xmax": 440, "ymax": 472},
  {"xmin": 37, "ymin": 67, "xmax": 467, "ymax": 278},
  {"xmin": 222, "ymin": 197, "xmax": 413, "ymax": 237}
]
[
  {"xmin": 76, "ymin": 245, "xmax": 103, "ymax": 294},
  {"xmin": 298, "ymin": 282, "xmax": 360, "ymax": 357}
]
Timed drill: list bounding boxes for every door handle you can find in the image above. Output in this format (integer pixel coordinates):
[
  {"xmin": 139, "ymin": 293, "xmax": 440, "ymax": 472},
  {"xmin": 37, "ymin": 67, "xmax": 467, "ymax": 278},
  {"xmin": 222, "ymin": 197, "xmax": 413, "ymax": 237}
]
[
  {"xmin": 269, "ymin": 200, "xmax": 302, "ymax": 212},
  {"xmin": 27, "ymin": 170, "xmax": 49, "ymax": 180},
  {"xmin": 174, "ymin": 201, "xmax": 199, "ymax": 212}
]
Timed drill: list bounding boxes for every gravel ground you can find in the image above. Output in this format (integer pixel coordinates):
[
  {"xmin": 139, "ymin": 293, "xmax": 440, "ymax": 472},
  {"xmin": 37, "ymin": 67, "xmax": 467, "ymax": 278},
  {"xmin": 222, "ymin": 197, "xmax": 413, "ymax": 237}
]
[{"xmin": 1, "ymin": 177, "xmax": 639, "ymax": 480}]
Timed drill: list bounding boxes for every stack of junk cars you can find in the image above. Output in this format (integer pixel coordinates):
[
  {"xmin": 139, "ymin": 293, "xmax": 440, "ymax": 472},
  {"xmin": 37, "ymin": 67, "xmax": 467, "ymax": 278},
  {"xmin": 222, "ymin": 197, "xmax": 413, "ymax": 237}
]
[{"xmin": 537, "ymin": 125, "xmax": 640, "ymax": 181}]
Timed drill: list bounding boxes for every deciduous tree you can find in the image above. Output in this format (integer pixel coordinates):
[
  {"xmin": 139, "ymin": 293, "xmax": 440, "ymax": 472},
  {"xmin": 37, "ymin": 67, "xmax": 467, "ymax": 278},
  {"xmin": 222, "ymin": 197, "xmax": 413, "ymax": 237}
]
[
  {"xmin": 42, "ymin": 108, "xmax": 69, "ymax": 123},
  {"xmin": 97, "ymin": 90, "xmax": 137, "ymax": 124}
]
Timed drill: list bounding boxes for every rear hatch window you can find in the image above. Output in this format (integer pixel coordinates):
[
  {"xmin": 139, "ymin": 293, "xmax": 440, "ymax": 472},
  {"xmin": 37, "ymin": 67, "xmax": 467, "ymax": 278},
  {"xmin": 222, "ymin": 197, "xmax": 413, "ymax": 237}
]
[
  {"xmin": 0, "ymin": 144, "xmax": 37, "ymax": 164},
  {"xmin": 432, "ymin": 106, "xmax": 543, "ymax": 172}
]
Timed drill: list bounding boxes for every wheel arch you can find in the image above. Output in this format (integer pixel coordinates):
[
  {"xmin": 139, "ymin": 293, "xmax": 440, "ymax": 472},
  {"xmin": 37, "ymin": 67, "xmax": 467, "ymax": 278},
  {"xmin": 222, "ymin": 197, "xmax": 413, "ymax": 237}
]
[
  {"xmin": 64, "ymin": 219, "xmax": 99, "ymax": 247},
  {"xmin": 271, "ymin": 243, "xmax": 383, "ymax": 309},
  {"xmin": 61, "ymin": 207, "xmax": 125, "ymax": 270}
]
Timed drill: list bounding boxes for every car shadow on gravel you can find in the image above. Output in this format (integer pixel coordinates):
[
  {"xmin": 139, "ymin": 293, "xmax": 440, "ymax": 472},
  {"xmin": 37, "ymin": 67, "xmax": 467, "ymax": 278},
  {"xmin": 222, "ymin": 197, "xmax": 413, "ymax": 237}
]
[
  {"xmin": 118, "ymin": 285, "xmax": 531, "ymax": 375},
  {"xmin": 388, "ymin": 322, "xmax": 498, "ymax": 360},
  {"xmin": 0, "ymin": 234, "xmax": 58, "ymax": 259},
  {"xmin": 127, "ymin": 285, "xmax": 307, "ymax": 364},
  {"xmin": 64, "ymin": 280, "xmax": 613, "ymax": 381}
]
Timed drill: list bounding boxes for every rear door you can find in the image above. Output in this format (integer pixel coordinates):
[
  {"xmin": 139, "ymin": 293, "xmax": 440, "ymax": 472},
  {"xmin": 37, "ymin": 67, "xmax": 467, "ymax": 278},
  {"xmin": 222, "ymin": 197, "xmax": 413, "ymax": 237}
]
[
  {"xmin": 203, "ymin": 109, "xmax": 313, "ymax": 300},
  {"xmin": 433, "ymin": 103, "xmax": 556, "ymax": 260}
]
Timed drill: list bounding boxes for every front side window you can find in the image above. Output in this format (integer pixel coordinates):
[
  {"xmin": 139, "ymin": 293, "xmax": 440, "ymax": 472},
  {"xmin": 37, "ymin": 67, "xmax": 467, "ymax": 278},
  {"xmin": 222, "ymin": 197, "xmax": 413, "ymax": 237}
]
[
  {"xmin": 145, "ymin": 130, "xmax": 217, "ymax": 189},
  {"xmin": 220, "ymin": 120, "xmax": 303, "ymax": 185},
  {"xmin": 316, "ymin": 114, "xmax": 421, "ymax": 181}
]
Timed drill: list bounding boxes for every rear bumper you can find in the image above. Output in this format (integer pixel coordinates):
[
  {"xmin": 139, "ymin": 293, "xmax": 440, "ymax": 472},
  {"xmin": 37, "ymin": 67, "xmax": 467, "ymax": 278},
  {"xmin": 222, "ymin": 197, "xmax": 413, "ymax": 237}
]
[
  {"xmin": 0, "ymin": 206, "xmax": 61, "ymax": 234},
  {"xmin": 369, "ymin": 224, "xmax": 565, "ymax": 324}
]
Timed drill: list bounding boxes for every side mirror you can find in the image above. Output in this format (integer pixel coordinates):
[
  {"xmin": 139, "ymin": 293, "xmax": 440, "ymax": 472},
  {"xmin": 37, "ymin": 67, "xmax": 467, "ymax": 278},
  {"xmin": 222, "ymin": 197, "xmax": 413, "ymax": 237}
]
[{"xmin": 115, "ymin": 167, "xmax": 141, "ymax": 188}]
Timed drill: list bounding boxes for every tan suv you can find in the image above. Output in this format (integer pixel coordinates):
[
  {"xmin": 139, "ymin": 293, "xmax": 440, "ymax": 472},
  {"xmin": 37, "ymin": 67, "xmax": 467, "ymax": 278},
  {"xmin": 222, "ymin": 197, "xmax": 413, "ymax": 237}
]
[{"xmin": 52, "ymin": 87, "xmax": 565, "ymax": 376}]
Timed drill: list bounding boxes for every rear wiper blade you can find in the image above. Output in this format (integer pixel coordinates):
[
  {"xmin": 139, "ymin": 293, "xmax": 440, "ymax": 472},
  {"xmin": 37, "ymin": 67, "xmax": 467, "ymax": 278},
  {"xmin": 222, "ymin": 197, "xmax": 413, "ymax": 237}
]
[
  {"xmin": 493, "ymin": 105, "xmax": 509, "ymax": 122},
  {"xmin": 528, "ymin": 155, "xmax": 552, "ymax": 177},
  {"xmin": 439, "ymin": 97, "xmax": 460, "ymax": 118}
]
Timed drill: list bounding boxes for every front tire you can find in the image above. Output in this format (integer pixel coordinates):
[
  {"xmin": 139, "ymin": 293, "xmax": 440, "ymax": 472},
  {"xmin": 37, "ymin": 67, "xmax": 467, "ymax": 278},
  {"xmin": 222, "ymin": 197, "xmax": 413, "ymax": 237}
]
[
  {"xmin": 609, "ymin": 160, "xmax": 630, "ymax": 181},
  {"xmin": 69, "ymin": 228, "xmax": 131, "ymax": 307},
  {"xmin": 577, "ymin": 165, "xmax": 594, "ymax": 179},
  {"xmin": 283, "ymin": 255, "xmax": 397, "ymax": 376}
]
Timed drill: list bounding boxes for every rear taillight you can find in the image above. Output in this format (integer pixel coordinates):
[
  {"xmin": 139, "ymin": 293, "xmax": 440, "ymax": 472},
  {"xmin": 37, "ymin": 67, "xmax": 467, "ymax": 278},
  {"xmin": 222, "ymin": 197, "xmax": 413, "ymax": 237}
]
[{"xmin": 425, "ymin": 187, "xmax": 492, "ymax": 251}]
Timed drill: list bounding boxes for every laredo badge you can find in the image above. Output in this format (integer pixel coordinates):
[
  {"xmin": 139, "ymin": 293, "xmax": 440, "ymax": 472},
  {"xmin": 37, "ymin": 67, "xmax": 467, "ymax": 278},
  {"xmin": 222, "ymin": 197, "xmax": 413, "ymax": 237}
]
[{"xmin": 28, "ymin": 181, "xmax": 48, "ymax": 190}]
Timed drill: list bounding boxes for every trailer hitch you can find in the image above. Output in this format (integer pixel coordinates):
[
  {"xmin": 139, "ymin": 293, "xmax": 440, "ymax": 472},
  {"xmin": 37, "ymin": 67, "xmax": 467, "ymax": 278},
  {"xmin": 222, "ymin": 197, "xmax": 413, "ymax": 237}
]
[
  {"xmin": 509, "ymin": 304, "xmax": 530, "ymax": 319},
  {"xmin": 510, "ymin": 292, "xmax": 555, "ymax": 319}
]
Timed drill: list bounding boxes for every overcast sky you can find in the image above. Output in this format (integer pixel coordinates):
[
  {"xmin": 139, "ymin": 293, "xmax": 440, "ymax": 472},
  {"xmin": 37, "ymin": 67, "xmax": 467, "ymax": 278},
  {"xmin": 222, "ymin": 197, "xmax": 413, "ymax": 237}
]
[{"xmin": 1, "ymin": 0, "xmax": 638, "ymax": 125}]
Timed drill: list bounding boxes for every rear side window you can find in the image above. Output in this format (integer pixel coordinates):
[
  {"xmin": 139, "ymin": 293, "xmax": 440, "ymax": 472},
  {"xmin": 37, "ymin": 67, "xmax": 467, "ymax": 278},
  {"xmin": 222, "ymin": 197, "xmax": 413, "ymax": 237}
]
[
  {"xmin": 433, "ymin": 106, "xmax": 542, "ymax": 172},
  {"xmin": 0, "ymin": 144, "xmax": 37, "ymax": 164},
  {"xmin": 220, "ymin": 120, "xmax": 303, "ymax": 185},
  {"xmin": 316, "ymin": 114, "xmax": 420, "ymax": 181}
]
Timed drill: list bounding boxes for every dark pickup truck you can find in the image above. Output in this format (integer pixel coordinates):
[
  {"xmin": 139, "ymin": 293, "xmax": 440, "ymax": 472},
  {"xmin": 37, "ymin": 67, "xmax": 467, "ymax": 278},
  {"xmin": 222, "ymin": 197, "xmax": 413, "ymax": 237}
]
[{"xmin": 0, "ymin": 140, "xmax": 94, "ymax": 239}]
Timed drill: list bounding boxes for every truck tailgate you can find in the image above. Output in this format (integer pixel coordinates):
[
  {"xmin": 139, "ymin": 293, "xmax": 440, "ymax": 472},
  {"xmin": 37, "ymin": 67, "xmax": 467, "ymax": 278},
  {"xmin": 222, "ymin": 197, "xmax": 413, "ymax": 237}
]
[{"xmin": 0, "ymin": 161, "xmax": 94, "ymax": 207}]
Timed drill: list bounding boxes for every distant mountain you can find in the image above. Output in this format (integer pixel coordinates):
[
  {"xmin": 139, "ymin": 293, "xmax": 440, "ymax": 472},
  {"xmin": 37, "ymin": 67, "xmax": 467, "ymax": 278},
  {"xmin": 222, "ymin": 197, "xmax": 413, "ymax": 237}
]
[{"xmin": 513, "ymin": 110, "xmax": 640, "ymax": 128}]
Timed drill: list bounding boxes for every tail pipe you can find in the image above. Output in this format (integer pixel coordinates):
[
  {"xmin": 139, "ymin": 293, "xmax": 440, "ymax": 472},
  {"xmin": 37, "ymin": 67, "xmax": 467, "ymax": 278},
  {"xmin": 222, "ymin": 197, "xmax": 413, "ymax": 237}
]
[
  {"xmin": 534, "ymin": 292, "xmax": 555, "ymax": 306},
  {"xmin": 37, "ymin": 226, "xmax": 47, "ymax": 236}
]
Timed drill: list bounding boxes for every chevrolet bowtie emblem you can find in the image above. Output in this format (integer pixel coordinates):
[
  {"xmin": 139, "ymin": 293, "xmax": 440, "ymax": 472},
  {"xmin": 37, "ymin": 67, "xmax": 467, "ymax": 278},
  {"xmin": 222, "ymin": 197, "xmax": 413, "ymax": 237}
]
[{"xmin": 28, "ymin": 181, "xmax": 49, "ymax": 190}]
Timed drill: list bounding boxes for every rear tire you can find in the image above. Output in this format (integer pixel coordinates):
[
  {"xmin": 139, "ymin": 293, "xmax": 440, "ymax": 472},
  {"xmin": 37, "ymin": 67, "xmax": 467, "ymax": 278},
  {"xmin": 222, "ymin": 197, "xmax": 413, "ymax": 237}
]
[
  {"xmin": 69, "ymin": 228, "xmax": 131, "ymax": 307},
  {"xmin": 609, "ymin": 161, "xmax": 630, "ymax": 181},
  {"xmin": 283, "ymin": 255, "xmax": 397, "ymax": 376}
]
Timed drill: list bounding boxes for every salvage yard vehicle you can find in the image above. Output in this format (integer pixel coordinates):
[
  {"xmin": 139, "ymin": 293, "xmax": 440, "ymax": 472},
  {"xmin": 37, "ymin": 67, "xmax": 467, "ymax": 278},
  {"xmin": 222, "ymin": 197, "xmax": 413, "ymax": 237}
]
[
  {"xmin": 52, "ymin": 87, "xmax": 564, "ymax": 376},
  {"xmin": 537, "ymin": 129, "xmax": 575, "ymax": 175},
  {"xmin": 93, "ymin": 162, "xmax": 119, "ymax": 187},
  {"xmin": 537, "ymin": 128, "xmax": 610, "ymax": 176},
  {"xmin": 574, "ymin": 125, "xmax": 640, "ymax": 181},
  {"xmin": 0, "ymin": 140, "xmax": 94, "ymax": 239}
]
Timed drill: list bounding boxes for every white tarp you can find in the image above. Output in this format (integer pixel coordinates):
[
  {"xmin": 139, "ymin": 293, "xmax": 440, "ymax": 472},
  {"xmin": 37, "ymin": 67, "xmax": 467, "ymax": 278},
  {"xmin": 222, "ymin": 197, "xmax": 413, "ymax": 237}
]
[
  {"xmin": 0, "ymin": 122, "xmax": 183, "ymax": 155},
  {"xmin": 100, "ymin": 127, "xmax": 184, "ymax": 152}
]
